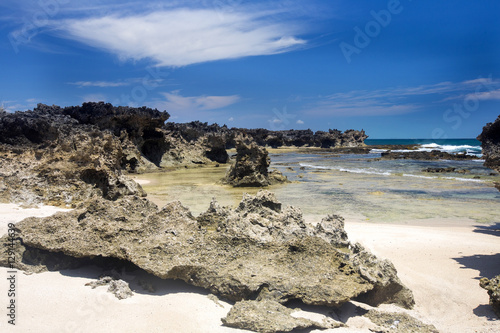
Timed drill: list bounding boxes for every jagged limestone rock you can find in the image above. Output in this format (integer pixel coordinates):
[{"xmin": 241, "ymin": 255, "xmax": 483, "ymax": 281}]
[
  {"xmin": 480, "ymin": 275, "xmax": 500, "ymax": 318},
  {"xmin": 222, "ymin": 300, "xmax": 343, "ymax": 333},
  {"xmin": 224, "ymin": 134, "xmax": 288, "ymax": 187},
  {"xmin": 1, "ymin": 190, "xmax": 413, "ymax": 311}
]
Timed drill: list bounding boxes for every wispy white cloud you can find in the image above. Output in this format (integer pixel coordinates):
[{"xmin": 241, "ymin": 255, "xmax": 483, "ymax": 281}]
[
  {"xmin": 68, "ymin": 81, "xmax": 131, "ymax": 88},
  {"xmin": 156, "ymin": 90, "xmax": 240, "ymax": 112},
  {"xmin": 468, "ymin": 89, "xmax": 500, "ymax": 101},
  {"xmin": 303, "ymin": 78, "xmax": 500, "ymax": 117},
  {"xmin": 296, "ymin": 119, "xmax": 304, "ymax": 124},
  {"xmin": 53, "ymin": 6, "xmax": 307, "ymax": 67}
]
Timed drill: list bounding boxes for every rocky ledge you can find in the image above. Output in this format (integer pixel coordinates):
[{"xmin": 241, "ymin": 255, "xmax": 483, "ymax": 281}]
[{"xmin": 1, "ymin": 190, "xmax": 414, "ymax": 331}]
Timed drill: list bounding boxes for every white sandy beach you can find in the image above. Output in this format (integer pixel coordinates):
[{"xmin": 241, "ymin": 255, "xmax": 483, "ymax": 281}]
[{"xmin": 1, "ymin": 204, "xmax": 499, "ymax": 333}]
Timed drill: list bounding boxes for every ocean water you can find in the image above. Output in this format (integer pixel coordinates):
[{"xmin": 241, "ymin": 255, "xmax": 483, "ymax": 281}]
[
  {"xmin": 135, "ymin": 139, "xmax": 500, "ymax": 226},
  {"xmin": 365, "ymin": 138, "xmax": 482, "ymax": 156}
]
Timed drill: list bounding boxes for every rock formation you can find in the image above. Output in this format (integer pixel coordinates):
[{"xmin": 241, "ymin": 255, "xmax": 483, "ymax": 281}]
[
  {"xmin": 221, "ymin": 300, "xmax": 343, "ymax": 333},
  {"xmin": 480, "ymin": 276, "xmax": 500, "ymax": 318},
  {"xmin": 165, "ymin": 121, "xmax": 368, "ymax": 148},
  {"xmin": 1, "ymin": 191, "xmax": 414, "ymax": 319},
  {"xmin": 85, "ymin": 276, "xmax": 134, "ymax": 300},
  {"xmin": 223, "ymin": 134, "xmax": 288, "ymax": 187},
  {"xmin": 364, "ymin": 310, "xmax": 439, "ymax": 333},
  {"xmin": 478, "ymin": 115, "xmax": 500, "ymax": 172},
  {"xmin": 0, "ymin": 105, "xmax": 147, "ymax": 206}
]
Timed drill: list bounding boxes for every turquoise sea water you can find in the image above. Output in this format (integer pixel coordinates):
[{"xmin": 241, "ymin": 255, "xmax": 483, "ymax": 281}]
[
  {"xmin": 365, "ymin": 138, "xmax": 482, "ymax": 156},
  {"xmin": 266, "ymin": 139, "xmax": 499, "ymax": 223},
  {"xmin": 137, "ymin": 139, "xmax": 500, "ymax": 226}
]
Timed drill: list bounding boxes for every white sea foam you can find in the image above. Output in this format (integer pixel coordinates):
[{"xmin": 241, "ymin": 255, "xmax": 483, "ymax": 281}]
[
  {"xmin": 371, "ymin": 143, "xmax": 483, "ymax": 157},
  {"xmin": 300, "ymin": 164, "xmax": 486, "ymax": 183},
  {"xmin": 299, "ymin": 163, "xmax": 391, "ymax": 176}
]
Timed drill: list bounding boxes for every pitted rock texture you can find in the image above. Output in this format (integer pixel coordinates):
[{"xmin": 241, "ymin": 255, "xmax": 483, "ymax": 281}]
[
  {"xmin": 224, "ymin": 134, "xmax": 288, "ymax": 187},
  {"xmin": 85, "ymin": 276, "xmax": 134, "ymax": 300},
  {"xmin": 221, "ymin": 300, "xmax": 343, "ymax": 333},
  {"xmin": 480, "ymin": 275, "xmax": 500, "ymax": 318},
  {"xmin": 1, "ymin": 191, "xmax": 413, "ymax": 311},
  {"xmin": 478, "ymin": 115, "xmax": 500, "ymax": 172},
  {"xmin": 165, "ymin": 121, "xmax": 368, "ymax": 148},
  {"xmin": 364, "ymin": 310, "xmax": 439, "ymax": 333}
]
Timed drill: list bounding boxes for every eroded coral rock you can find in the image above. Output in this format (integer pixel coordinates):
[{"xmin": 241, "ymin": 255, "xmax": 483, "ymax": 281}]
[
  {"xmin": 480, "ymin": 275, "xmax": 500, "ymax": 318},
  {"xmin": 224, "ymin": 134, "xmax": 288, "ymax": 187},
  {"xmin": 1, "ymin": 191, "xmax": 413, "ymax": 311},
  {"xmin": 85, "ymin": 276, "xmax": 133, "ymax": 300},
  {"xmin": 364, "ymin": 309, "xmax": 439, "ymax": 333},
  {"xmin": 222, "ymin": 300, "xmax": 343, "ymax": 333}
]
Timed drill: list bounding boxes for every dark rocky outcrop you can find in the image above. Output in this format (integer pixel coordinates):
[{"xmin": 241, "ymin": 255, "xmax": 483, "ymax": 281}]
[
  {"xmin": 422, "ymin": 167, "xmax": 470, "ymax": 174},
  {"xmin": 480, "ymin": 275, "xmax": 500, "ymax": 318},
  {"xmin": 165, "ymin": 121, "xmax": 368, "ymax": 149},
  {"xmin": 380, "ymin": 150, "xmax": 476, "ymax": 161},
  {"xmin": 0, "ymin": 118, "xmax": 146, "ymax": 206},
  {"xmin": 1, "ymin": 191, "xmax": 414, "ymax": 315},
  {"xmin": 223, "ymin": 134, "xmax": 288, "ymax": 187},
  {"xmin": 478, "ymin": 115, "xmax": 500, "ymax": 172}
]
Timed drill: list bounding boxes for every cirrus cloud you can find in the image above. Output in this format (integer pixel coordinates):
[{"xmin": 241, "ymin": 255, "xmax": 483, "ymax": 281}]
[{"xmin": 54, "ymin": 7, "xmax": 307, "ymax": 67}]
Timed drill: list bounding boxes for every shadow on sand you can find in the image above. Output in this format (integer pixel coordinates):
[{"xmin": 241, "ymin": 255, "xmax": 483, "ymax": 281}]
[{"xmin": 452, "ymin": 253, "xmax": 500, "ymax": 280}]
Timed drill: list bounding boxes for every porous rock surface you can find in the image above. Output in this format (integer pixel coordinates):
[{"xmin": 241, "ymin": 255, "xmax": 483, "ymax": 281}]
[
  {"xmin": 221, "ymin": 299, "xmax": 343, "ymax": 333},
  {"xmin": 479, "ymin": 275, "xmax": 500, "ymax": 318},
  {"xmin": 364, "ymin": 310, "xmax": 439, "ymax": 333},
  {"xmin": 478, "ymin": 115, "xmax": 500, "ymax": 173},
  {"xmin": 85, "ymin": 276, "xmax": 134, "ymax": 300},
  {"xmin": 165, "ymin": 121, "xmax": 368, "ymax": 148},
  {"xmin": 0, "ymin": 106, "xmax": 147, "ymax": 206},
  {"xmin": 1, "ymin": 191, "xmax": 413, "ymax": 313},
  {"xmin": 224, "ymin": 134, "xmax": 288, "ymax": 187}
]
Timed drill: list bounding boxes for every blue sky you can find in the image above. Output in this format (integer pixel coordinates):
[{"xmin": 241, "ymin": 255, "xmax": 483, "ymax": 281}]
[{"xmin": 1, "ymin": 0, "xmax": 499, "ymax": 138}]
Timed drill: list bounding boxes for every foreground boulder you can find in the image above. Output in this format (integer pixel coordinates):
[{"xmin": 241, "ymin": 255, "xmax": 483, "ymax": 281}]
[
  {"xmin": 1, "ymin": 191, "xmax": 413, "ymax": 314},
  {"xmin": 480, "ymin": 275, "xmax": 500, "ymax": 318},
  {"xmin": 224, "ymin": 134, "xmax": 288, "ymax": 187}
]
